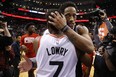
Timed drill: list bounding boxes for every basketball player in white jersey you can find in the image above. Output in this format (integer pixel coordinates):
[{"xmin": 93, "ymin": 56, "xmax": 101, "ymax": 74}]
[
  {"xmin": 33, "ymin": 2, "xmax": 94, "ymax": 77},
  {"xmin": 18, "ymin": 10, "xmax": 78, "ymax": 77}
]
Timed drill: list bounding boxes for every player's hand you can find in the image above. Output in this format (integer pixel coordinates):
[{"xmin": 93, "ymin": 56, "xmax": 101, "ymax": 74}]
[
  {"xmin": 18, "ymin": 55, "xmax": 32, "ymax": 73},
  {"xmin": 48, "ymin": 11, "xmax": 67, "ymax": 30}
]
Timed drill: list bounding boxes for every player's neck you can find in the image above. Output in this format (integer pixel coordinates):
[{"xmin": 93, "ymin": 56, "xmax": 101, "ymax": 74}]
[{"xmin": 51, "ymin": 33, "xmax": 64, "ymax": 38}]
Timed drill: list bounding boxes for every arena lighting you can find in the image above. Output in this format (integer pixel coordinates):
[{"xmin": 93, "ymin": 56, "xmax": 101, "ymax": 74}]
[
  {"xmin": 1, "ymin": 12, "xmax": 90, "ymax": 22},
  {"xmin": 2, "ymin": 0, "xmax": 5, "ymax": 2},
  {"xmin": 1, "ymin": 12, "xmax": 116, "ymax": 23},
  {"xmin": 18, "ymin": 8, "xmax": 29, "ymax": 12},
  {"xmin": 18, "ymin": 8, "xmax": 87, "ymax": 15},
  {"xmin": 75, "ymin": 20, "xmax": 89, "ymax": 22},
  {"xmin": 109, "ymin": 16, "xmax": 116, "ymax": 19},
  {"xmin": 19, "ymin": 8, "xmax": 112, "ymax": 16},
  {"xmin": 77, "ymin": 12, "xmax": 87, "ymax": 15},
  {"xmin": 18, "ymin": 8, "xmax": 45, "ymax": 14},
  {"xmin": 1, "ymin": 12, "xmax": 46, "ymax": 22}
]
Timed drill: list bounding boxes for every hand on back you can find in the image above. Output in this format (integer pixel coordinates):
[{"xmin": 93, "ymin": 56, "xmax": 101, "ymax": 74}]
[{"xmin": 18, "ymin": 55, "xmax": 32, "ymax": 73}]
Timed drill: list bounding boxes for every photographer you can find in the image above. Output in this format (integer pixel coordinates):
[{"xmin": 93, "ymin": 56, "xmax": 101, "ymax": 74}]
[
  {"xmin": 0, "ymin": 21, "xmax": 14, "ymax": 77},
  {"xmin": 93, "ymin": 9, "xmax": 113, "ymax": 49},
  {"xmin": 94, "ymin": 26, "xmax": 116, "ymax": 77},
  {"xmin": 92, "ymin": 9, "xmax": 116, "ymax": 77}
]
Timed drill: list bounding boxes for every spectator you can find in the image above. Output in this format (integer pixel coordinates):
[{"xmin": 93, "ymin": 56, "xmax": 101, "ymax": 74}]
[
  {"xmin": 93, "ymin": 9, "xmax": 113, "ymax": 49},
  {"xmin": 93, "ymin": 10, "xmax": 115, "ymax": 77},
  {"xmin": 11, "ymin": 34, "xmax": 21, "ymax": 77},
  {"xmin": 20, "ymin": 22, "xmax": 39, "ymax": 77},
  {"xmin": 0, "ymin": 21, "xmax": 14, "ymax": 77}
]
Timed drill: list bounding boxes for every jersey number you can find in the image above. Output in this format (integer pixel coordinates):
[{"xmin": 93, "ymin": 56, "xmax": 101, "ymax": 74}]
[{"xmin": 49, "ymin": 61, "xmax": 63, "ymax": 77}]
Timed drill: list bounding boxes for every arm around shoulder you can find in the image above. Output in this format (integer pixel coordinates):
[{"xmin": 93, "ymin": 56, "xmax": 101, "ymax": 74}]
[{"xmin": 63, "ymin": 26, "xmax": 94, "ymax": 54}]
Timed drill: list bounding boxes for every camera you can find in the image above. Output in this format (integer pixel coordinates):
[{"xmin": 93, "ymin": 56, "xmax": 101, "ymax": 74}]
[
  {"xmin": 90, "ymin": 8, "xmax": 105, "ymax": 22},
  {"xmin": 92, "ymin": 8, "xmax": 104, "ymax": 16}
]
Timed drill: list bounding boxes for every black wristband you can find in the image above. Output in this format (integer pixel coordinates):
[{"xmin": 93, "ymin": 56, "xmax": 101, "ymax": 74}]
[{"xmin": 61, "ymin": 25, "xmax": 69, "ymax": 32}]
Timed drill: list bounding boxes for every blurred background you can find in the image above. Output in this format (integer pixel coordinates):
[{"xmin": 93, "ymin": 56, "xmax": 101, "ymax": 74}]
[{"xmin": 0, "ymin": 0, "xmax": 116, "ymax": 35}]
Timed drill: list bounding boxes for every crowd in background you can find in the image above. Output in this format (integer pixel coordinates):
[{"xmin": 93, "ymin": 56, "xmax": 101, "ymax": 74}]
[{"xmin": 0, "ymin": 1, "xmax": 116, "ymax": 77}]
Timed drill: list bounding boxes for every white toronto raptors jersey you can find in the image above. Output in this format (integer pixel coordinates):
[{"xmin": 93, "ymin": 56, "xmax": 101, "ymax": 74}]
[{"xmin": 36, "ymin": 34, "xmax": 78, "ymax": 77}]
